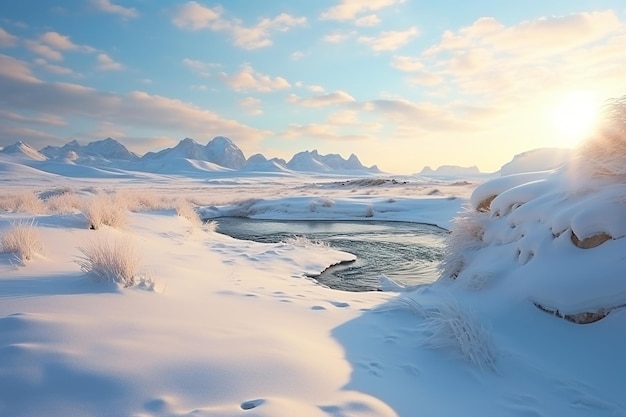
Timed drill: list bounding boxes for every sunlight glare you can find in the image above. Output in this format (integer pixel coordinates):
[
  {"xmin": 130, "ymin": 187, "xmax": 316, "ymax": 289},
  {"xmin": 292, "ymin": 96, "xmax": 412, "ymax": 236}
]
[{"xmin": 550, "ymin": 92, "xmax": 600, "ymax": 147}]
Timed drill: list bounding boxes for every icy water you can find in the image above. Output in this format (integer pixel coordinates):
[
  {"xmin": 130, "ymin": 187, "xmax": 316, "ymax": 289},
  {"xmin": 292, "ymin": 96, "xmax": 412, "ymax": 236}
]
[{"xmin": 213, "ymin": 218, "xmax": 448, "ymax": 292}]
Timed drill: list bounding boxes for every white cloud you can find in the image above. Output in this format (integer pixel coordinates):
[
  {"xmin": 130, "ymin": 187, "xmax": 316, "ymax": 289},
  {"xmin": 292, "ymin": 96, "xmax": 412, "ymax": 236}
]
[
  {"xmin": 40, "ymin": 32, "xmax": 95, "ymax": 53},
  {"xmin": 182, "ymin": 58, "xmax": 220, "ymax": 77},
  {"xmin": 96, "ymin": 53, "xmax": 123, "ymax": 71},
  {"xmin": 358, "ymin": 26, "xmax": 419, "ymax": 51},
  {"xmin": 91, "ymin": 0, "xmax": 138, "ymax": 19},
  {"xmin": 34, "ymin": 58, "xmax": 82, "ymax": 77},
  {"xmin": 0, "ymin": 109, "xmax": 67, "ymax": 126},
  {"xmin": 221, "ymin": 65, "xmax": 290, "ymax": 93},
  {"xmin": 355, "ymin": 14, "xmax": 381, "ymax": 27},
  {"xmin": 172, "ymin": 1, "xmax": 221, "ymax": 30},
  {"xmin": 239, "ymin": 97, "xmax": 263, "ymax": 116},
  {"xmin": 0, "ymin": 53, "xmax": 40, "ymax": 83},
  {"xmin": 418, "ymin": 10, "xmax": 626, "ymax": 98},
  {"xmin": 25, "ymin": 40, "xmax": 63, "ymax": 61},
  {"xmin": 24, "ymin": 32, "xmax": 97, "ymax": 63},
  {"xmin": 0, "ymin": 27, "xmax": 18, "ymax": 47},
  {"xmin": 322, "ymin": 31, "xmax": 355, "ymax": 43},
  {"xmin": 290, "ymin": 51, "xmax": 305, "ymax": 60},
  {"xmin": 0, "ymin": 56, "xmax": 268, "ymax": 150},
  {"xmin": 287, "ymin": 91, "xmax": 356, "ymax": 108},
  {"xmin": 320, "ymin": 0, "xmax": 404, "ymax": 21},
  {"xmin": 279, "ymin": 123, "xmax": 374, "ymax": 142},
  {"xmin": 172, "ymin": 3, "xmax": 306, "ymax": 50},
  {"xmin": 391, "ymin": 55, "xmax": 424, "ymax": 72},
  {"xmin": 308, "ymin": 85, "xmax": 325, "ymax": 94},
  {"xmin": 408, "ymin": 72, "xmax": 444, "ymax": 86}
]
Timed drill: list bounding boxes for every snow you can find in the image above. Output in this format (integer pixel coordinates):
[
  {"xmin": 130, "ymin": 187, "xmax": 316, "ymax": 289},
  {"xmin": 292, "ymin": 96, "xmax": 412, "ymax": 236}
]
[{"xmin": 1, "ymin": 141, "xmax": 625, "ymax": 417}]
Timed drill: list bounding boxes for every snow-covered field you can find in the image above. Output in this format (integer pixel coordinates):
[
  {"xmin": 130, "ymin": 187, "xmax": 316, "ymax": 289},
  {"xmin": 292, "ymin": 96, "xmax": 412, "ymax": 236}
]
[{"xmin": 1, "ymin": 133, "xmax": 626, "ymax": 416}]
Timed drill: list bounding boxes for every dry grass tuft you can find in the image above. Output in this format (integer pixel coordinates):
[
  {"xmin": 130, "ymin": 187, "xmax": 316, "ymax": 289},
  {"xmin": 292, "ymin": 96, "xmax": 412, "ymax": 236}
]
[
  {"xmin": 1, "ymin": 220, "xmax": 43, "ymax": 264},
  {"xmin": 0, "ymin": 192, "xmax": 47, "ymax": 214},
  {"xmin": 175, "ymin": 199, "xmax": 203, "ymax": 228},
  {"xmin": 83, "ymin": 193, "xmax": 128, "ymax": 230},
  {"xmin": 76, "ymin": 235, "xmax": 141, "ymax": 287}
]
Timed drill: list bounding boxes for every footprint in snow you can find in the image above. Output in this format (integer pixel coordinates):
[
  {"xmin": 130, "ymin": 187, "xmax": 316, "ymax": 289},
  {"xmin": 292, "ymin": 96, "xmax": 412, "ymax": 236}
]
[
  {"xmin": 329, "ymin": 301, "xmax": 350, "ymax": 308},
  {"xmin": 311, "ymin": 305, "xmax": 326, "ymax": 311}
]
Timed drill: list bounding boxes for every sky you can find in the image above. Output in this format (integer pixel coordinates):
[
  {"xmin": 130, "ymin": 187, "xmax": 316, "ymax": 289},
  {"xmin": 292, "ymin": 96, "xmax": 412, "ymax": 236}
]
[{"xmin": 0, "ymin": 0, "xmax": 625, "ymax": 173}]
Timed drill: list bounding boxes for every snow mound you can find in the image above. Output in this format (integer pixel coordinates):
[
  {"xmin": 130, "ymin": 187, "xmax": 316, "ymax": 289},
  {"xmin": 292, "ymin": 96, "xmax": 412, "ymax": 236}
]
[{"xmin": 499, "ymin": 147, "xmax": 572, "ymax": 176}]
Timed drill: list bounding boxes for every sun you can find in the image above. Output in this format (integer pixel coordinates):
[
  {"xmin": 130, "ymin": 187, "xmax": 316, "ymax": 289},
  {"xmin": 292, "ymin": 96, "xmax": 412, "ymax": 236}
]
[{"xmin": 550, "ymin": 92, "xmax": 600, "ymax": 147}]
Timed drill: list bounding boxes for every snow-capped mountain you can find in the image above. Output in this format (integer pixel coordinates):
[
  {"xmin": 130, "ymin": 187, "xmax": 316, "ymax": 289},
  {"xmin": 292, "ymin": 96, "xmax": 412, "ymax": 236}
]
[
  {"xmin": 0, "ymin": 136, "xmax": 381, "ymax": 176},
  {"xmin": 242, "ymin": 153, "xmax": 289, "ymax": 172},
  {"xmin": 142, "ymin": 136, "xmax": 246, "ymax": 169},
  {"xmin": 83, "ymin": 138, "xmax": 139, "ymax": 161},
  {"xmin": 286, "ymin": 150, "xmax": 380, "ymax": 173},
  {"xmin": 204, "ymin": 136, "xmax": 246, "ymax": 169},
  {"xmin": 40, "ymin": 138, "xmax": 139, "ymax": 162},
  {"xmin": 419, "ymin": 165, "xmax": 481, "ymax": 176},
  {"xmin": 1, "ymin": 141, "xmax": 47, "ymax": 161}
]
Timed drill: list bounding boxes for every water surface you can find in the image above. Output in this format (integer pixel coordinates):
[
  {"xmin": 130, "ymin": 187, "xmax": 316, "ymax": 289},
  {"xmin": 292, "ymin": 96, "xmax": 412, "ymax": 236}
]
[{"xmin": 214, "ymin": 218, "xmax": 447, "ymax": 291}]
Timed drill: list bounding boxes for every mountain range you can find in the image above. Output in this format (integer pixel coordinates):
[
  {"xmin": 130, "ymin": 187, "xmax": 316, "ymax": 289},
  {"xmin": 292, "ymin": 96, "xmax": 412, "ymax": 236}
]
[{"xmin": 0, "ymin": 136, "xmax": 381, "ymax": 175}]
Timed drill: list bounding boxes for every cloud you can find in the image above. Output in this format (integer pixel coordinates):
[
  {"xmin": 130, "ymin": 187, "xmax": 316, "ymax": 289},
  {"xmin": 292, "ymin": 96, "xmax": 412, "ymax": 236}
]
[
  {"xmin": 24, "ymin": 31, "xmax": 97, "ymax": 62},
  {"xmin": 308, "ymin": 85, "xmax": 325, "ymax": 94},
  {"xmin": 96, "ymin": 53, "xmax": 123, "ymax": 71},
  {"xmin": 0, "ymin": 27, "xmax": 18, "ymax": 47},
  {"xmin": 287, "ymin": 91, "xmax": 356, "ymax": 108},
  {"xmin": 40, "ymin": 31, "xmax": 95, "ymax": 52},
  {"xmin": 239, "ymin": 97, "xmax": 263, "ymax": 116},
  {"xmin": 408, "ymin": 72, "xmax": 444, "ymax": 86},
  {"xmin": 0, "ymin": 53, "xmax": 41, "ymax": 83},
  {"xmin": 320, "ymin": 0, "xmax": 404, "ymax": 21},
  {"xmin": 391, "ymin": 55, "xmax": 424, "ymax": 71},
  {"xmin": 0, "ymin": 109, "xmax": 67, "ymax": 127},
  {"xmin": 182, "ymin": 58, "xmax": 220, "ymax": 76},
  {"xmin": 172, "ymin": 1, "xmax": 221, "ymax": 30},
  {"xmin": 25, "ymin": 40, "xmax": 63, "ymax": 61},
  {"xmin": 221, "ymin": 65, "xmax": 290, "ymax": 93},
  {"xmin": 358, "ymin": 26, "xmax": 419, "ymax": 51},
  {"xmin": 355, "ymin": 14, "xmax": 380, "ymax": 27},
  {"xmin": 418, "ymin": 10, "xmax": 626, "ymax": 99},
  {"xmin": 290, "ymin": 51, "xmax": 305, "ymax": 60},
  {"xmin": 34, "ymin": 58, "xmax": 82, "ymax": 77},
  {"xmin": 91, "ymin": 0, "xmax": 138, "ymax": 19},
  {"xmin": 0, "ymin": 55, "xmax": 267, "ymax": 149},
  {"xmin": 279, "ymin": 123, "xmax": 374, "ymax": 142},
  {"xmin": 172, "ymin": 2, "xmax": 306, "ymax": 50},
  {"xmin": 231, "ymin": 13, "xmax": 307, "ymax": 49},
  {"xmin": 322, "ymin": 31, "xmax": 356, "ymax": 43}
]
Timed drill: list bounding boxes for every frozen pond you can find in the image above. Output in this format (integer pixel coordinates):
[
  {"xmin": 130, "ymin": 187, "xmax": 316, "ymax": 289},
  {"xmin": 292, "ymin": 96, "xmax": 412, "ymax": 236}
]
[{"xmin": 214, "ymin": 218, "xmax": 448, "ymax": 291}]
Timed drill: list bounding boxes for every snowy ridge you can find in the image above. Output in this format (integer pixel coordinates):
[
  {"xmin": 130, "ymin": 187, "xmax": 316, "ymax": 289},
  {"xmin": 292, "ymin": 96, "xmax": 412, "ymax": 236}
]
[
  {"xmin": 1, "ymin": 136, "xmax": 381, "ymax": 176},
  {"xmin": 1, "ymin": 141, "xmax": 47, "ymax": 161},
  {"xmin": 286, "ymin": 149, "xmax": 380, "ymax": 173}
]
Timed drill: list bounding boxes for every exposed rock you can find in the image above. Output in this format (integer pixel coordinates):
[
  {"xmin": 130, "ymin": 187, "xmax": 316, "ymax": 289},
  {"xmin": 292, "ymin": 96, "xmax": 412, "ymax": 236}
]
[
  {"xmin": 571, "ymin": 231, "xmax": 612, "ymax": 249},
  {"xmin": 476, "ymin": 195, "xmax": 497, "ymax": 213},
  {"xmin": 534, "ymin": 302, "xmax": 611, "ymax": 324}
]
